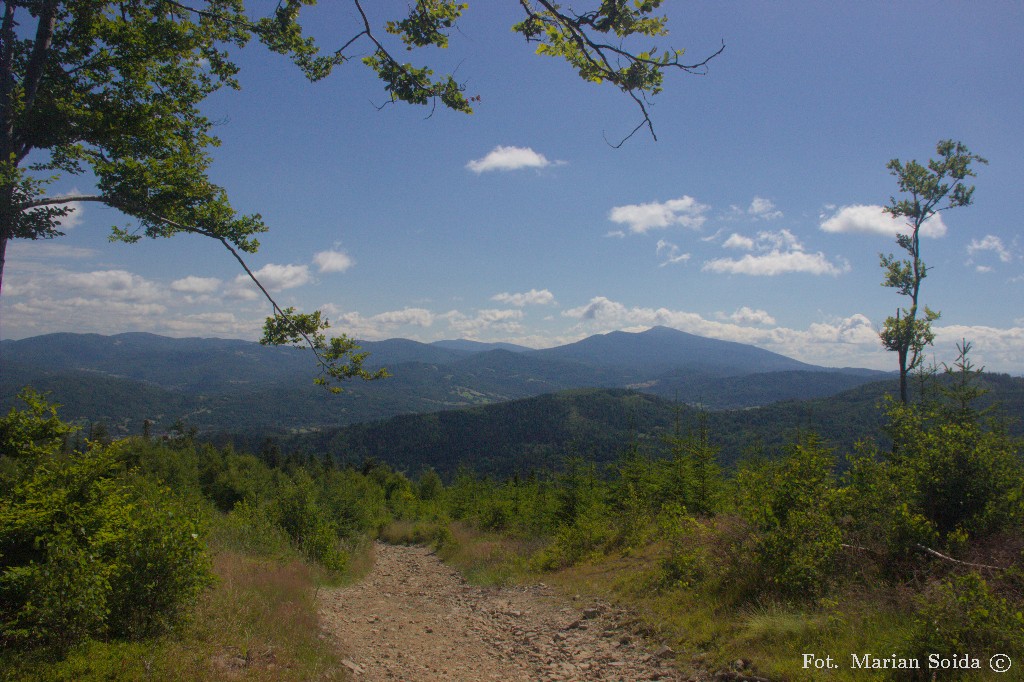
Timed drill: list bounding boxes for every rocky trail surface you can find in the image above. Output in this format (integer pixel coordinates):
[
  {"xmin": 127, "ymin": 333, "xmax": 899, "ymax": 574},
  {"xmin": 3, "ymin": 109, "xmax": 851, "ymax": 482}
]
[{"xmin": 317, "ymin": 542, "xmax": 699, "ymax": 681}]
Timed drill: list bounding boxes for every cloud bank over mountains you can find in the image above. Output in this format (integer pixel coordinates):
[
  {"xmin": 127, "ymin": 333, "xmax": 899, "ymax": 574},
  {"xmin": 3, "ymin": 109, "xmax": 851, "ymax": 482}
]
[{"xmin": 6, "ymin": 150, "xmax": 1021, "ymax": 374}]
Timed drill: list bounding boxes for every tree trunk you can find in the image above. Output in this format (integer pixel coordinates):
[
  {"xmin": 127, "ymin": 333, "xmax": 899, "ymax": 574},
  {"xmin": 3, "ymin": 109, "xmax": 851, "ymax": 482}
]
[
  {"xmin": 0, "ymin": 231, "xmax": 7, "ymax": 296},
  {"xmin": 898, "ymin": 348, "xmax": 909, "ymax": 404}
]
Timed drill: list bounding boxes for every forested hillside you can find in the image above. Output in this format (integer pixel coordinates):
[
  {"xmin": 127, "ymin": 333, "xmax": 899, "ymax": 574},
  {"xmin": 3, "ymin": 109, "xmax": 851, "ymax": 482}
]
[{"xmin": 283, "ymin": 374, "xmax": 1024, "ymax": 478}]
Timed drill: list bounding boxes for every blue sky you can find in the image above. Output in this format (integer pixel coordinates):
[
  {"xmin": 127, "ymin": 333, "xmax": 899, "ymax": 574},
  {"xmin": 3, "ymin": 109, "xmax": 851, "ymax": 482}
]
[{"xmin": 3, "ymin": 1, "xmax": 1023, "ymax": 373}]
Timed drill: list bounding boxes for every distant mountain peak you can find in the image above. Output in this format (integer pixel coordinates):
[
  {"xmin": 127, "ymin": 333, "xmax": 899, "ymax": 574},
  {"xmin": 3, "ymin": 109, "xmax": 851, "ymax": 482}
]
[
  {"xmin": 528, "ymin": 325, "xmax": 817, "ymax": 376},
  {"xmin": 431, "ymin": 339, "xmax": 530, "ymax": 353}
]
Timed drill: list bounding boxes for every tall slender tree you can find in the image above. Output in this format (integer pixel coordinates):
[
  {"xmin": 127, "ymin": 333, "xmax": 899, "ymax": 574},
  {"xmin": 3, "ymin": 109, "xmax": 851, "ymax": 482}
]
[{"xmin": 879, "ymin": 139, "xmax": 986, "ymax": 404}]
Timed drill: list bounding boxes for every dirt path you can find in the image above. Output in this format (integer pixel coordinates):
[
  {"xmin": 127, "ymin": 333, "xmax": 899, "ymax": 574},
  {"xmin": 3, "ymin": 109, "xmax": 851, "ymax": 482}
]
[{"xmin": 317, "ymin": 542, "xmax": 690, "ymax": 681}]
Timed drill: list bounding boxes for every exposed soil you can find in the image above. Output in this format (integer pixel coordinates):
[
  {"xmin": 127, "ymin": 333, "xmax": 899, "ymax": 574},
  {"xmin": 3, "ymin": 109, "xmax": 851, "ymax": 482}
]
[{"xmin": 317, "ymin": 542, "xmax": 694, "ymax": 681}]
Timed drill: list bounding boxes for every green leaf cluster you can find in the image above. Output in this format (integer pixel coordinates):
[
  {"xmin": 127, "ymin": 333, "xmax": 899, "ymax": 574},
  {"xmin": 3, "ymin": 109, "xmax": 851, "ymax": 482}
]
[
  {"xmin": 260, "ymin": 305, "xmax": 389, "ymax": 392},
  {"xmin": 514, "ymin": 0, "xmax": 680, "ymax": 95},
  {"xmin": 385, "ymin": 1, "xmax": 467, "ymax": 50}
]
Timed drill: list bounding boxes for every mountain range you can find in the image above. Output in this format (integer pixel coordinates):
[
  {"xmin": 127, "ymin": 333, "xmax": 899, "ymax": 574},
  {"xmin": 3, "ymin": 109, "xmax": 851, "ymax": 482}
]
[{"xmin": 1, "ymin": 327, "xmax": 889, "ymax": 439}]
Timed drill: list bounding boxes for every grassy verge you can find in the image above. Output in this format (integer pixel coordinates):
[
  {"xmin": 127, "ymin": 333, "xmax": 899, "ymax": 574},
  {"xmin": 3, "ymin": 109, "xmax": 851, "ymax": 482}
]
[
  {"xmin": 420, "ymin": 522, "xmax": 934, "ymax": 682},
  {"xmin": 3, "ymin": 525, "xmax": 349, "ymax": 682},
  {"xmin": 436, "ymin": 523, "xmax": 543, "ymax": 586},
  {"xmin": 553, "ymin": 548, "xmax": 918, "ymax": 681}
]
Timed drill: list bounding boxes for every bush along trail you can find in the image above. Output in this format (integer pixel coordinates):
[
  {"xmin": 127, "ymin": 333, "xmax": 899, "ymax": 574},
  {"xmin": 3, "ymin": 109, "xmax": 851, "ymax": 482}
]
[{"xmin": 318, "ymin": 541, "xmax": 691, "ymax": 682}]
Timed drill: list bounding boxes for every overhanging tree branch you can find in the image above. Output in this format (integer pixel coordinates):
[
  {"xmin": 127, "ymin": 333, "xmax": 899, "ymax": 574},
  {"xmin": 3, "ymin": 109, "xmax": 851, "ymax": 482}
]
[
  {"xmin": 25, "ymin": 190, "xmax": 384, "ymax": 392},
  {"xmin": 132, "ymin": 209, "xmax": 387, "ymax": 392},
  {"xmin": 516, "ymin": 0, "xmax": 724, "ymax": 144}
]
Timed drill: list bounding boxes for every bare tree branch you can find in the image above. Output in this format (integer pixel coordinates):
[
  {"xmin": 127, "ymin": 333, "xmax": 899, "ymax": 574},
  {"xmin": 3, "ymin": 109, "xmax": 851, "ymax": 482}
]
[
  {"xmin": 17, "ymin": 194, "xmax": 106, "ymax": 209},
  {"xmin": 137, "ymin": 213, "xmax": 309, "ymax": 340},
  {"xmin": 915, "ymin": 544, "xmax": 1006, "ymax": 572}
]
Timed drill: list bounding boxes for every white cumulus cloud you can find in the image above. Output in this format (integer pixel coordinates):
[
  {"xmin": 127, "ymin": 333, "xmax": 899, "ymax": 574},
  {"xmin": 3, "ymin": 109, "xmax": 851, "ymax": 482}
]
[
  {"xmin": 371, "ymin": 308, "xmax": 435, "ymax": 327},
  {"xmin": 491, "ymin": 289, "xmax": 556, "ymax": 307},
  {"xmin": 704, "ymin": 229, "xmax": 849, "ymax": 276},
  {"xmin": 721, "ymin": 306, "xmax": 777, "ymax": 326},
  {"xmin": 723, "ymin": 233, "xmax": 755, "ymax": 250},
  {"xmin": 656, "ymin": 239, "xmax": 690, "ymax": 266},
  {"xmin": 171, "ymin": 276, "xmax": 221, "ymax": 295},
  {"xmin": 60, "ymin": 269, "xmax": 164, "ymax": 301},
  {"xmin": 967, "ymin": 235, "xmax": 1013, "ymax": 263},
  {"xmin": 806, "ymin": 313, "xmax": 878, "ymax": 346},
  {"xmin": 313, "ymin": 249, "xmax": 355, "ymax": 273},
  {"xmin": 820, "ymin": 204, "xmax": 947, "ymax": 238},
  {"xmin": 563, "ymin": 297, "xmax": 634, "ymax": 323},
  {"xmin": 466, "ymin": 145, "xmax": 559, "ymax": 173},
  {"xmin": 748, "ymin": 196, "xmax": 783, "ymax": 220},
  {"xmin": 7, "ymin": 242, "xmax": 97, "ymax": 260},
  {"xmin": 332, "ymin": 307, "xmax": 435, "ymax": 339},
  {"xmin": 703, "ymin": 250, "xmax": 849, "ymax": 276},
  {"xmin": 238, "ymin": 263, "xmax": 311, "ymax": 291},
  {"xmin": 608, "ymin": 195, "xmax": 709, "ymax": 234},
  {"xmin": 442, "ymin": 308, "xmax": 525, "ymax": 337},
  {"xmin": 932, "ymin": 324, "xmax": 1024, "ymax": 372},
  {"xmin": 758, "ymin": 229, "xmax": 802, "ymax": 251}
]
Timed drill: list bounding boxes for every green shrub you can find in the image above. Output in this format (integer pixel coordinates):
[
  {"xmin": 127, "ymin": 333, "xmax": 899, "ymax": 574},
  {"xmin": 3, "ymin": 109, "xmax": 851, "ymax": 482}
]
[
  {"xmin": 318, "ymin": 467, "xmax": 391, "ymax": 538},
  {"xmin": 0, "ymin": 439, "xmax": 211, "ymax": 649},
  {"xmin": 841, "ymin": 449, "xmax": 938, "ymax": 569},
  {"xmin": 735, "ymin": 435, "xmax": 843, "ymax": 598},
  {"xmin": 610, "ymin": 448, "xmax": 662, "ymax": 549},
  {"xmin": 274, "ymin": 471, "xmax": 348, "ymax": 572},
  {"xmin": 906, "ymin": 572, "xmax": 1024, "ymax": 672},
  {"xmin": 99, "ymin": 475, "xmax": 211, "ymax": 639},
  {"xmin": 531, "ymin": 503, "xmax": 613, "ymax": 570},
  {"xmin": 884, "ymin": 346, "xmax": 1024, "ymax": 542},
  {"xmin": 655, "ymin": 505, "xmax": 713, "ymax": 589},
  {"xmin": 379, "ymin": 519, "xmax": 454, "ymax": 548},
  {"xmin": 0, "ymin": 388, "xmax": 75, "ymax": 462},
  {"xmin": 210, "ymin": 499, "xmax": 294, "ymax": 558},
  {"xmin": 477, "ymin": 495, "xmax": 514, "ymax": 532},
  {"xmin": 204, "ymin": 450, "xmax": 275, "ymax": 512},
  {"xmin": 887, "ymin": 400, "xmax": 1023, "ymax": 540}
]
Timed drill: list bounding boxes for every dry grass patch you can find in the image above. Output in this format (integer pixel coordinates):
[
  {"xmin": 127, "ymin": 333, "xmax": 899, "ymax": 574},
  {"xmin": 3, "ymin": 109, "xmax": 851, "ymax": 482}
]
[{"xmin": 168, "ymin": 549, "xmax": 344, "ymax": 681}]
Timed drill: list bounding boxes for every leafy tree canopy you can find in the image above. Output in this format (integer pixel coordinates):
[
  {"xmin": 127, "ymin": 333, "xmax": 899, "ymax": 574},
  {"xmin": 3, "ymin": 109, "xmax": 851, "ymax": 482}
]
[{"xmin": 0, "ymin": 0, "xmax": 721, "ymax": 389}]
